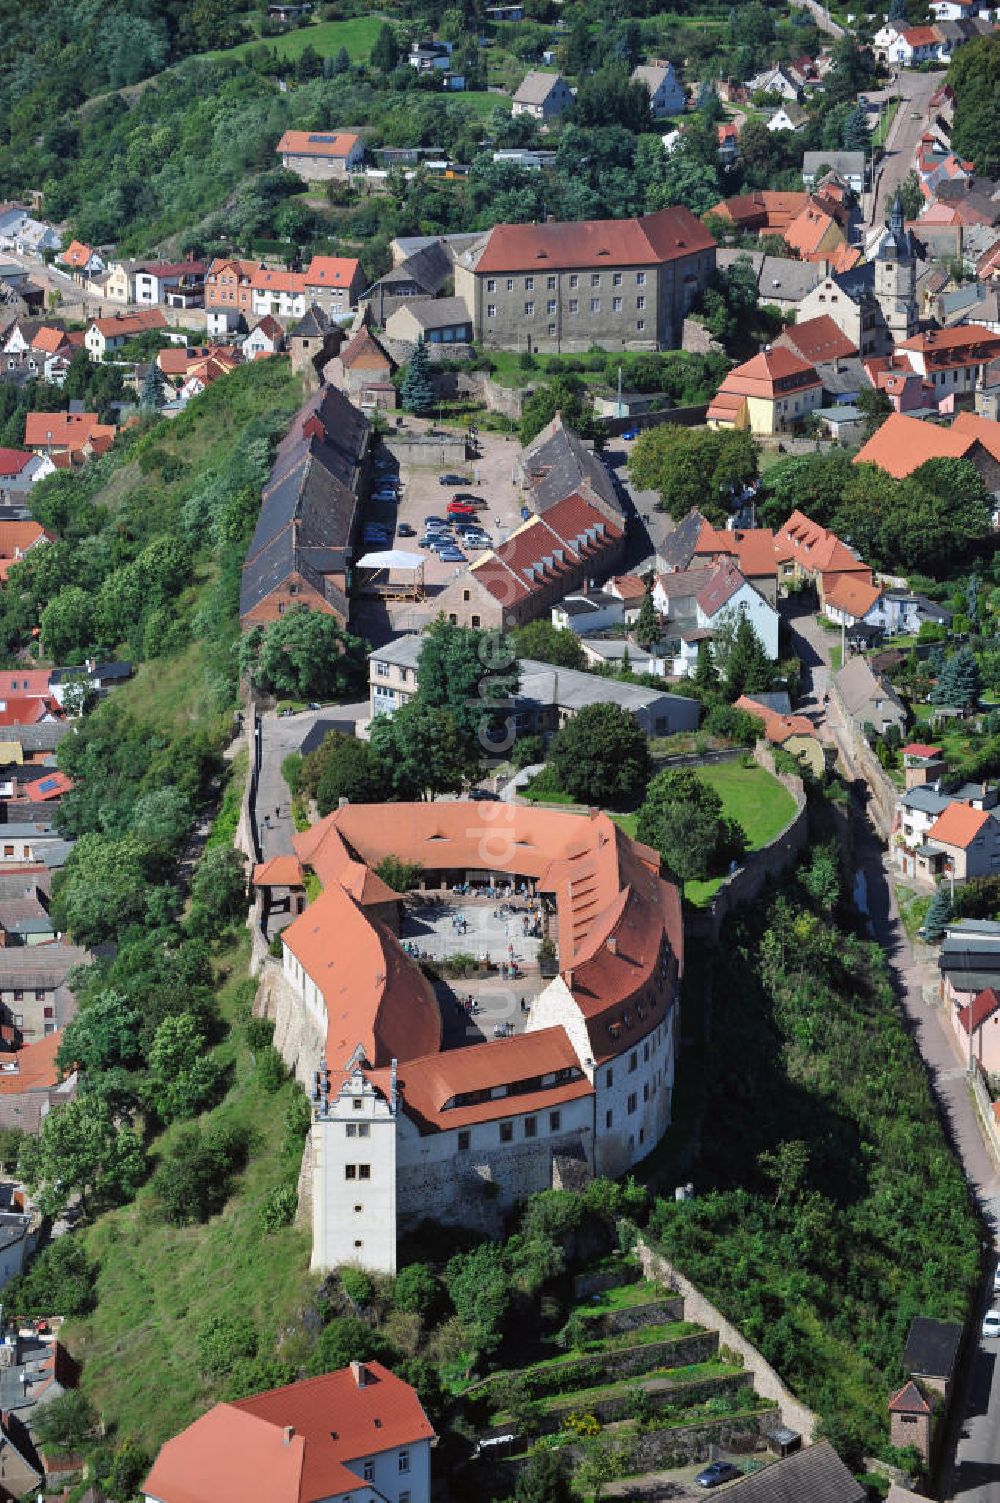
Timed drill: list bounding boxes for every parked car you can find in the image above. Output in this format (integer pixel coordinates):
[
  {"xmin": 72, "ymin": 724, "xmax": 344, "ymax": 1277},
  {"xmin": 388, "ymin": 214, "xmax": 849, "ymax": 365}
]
[
  {"xmin": 694, "ymin": 1461, "xmax": 741, "ymax": 1489},
  {"xmin": 469, "ymin": 789, "xmax": 499, "ymax": 800},
  {"xmin": 439, "ymin": 546, "xmax": 466, "ymax": 562},
  {"xmin": 452, "ymin": 493, "xmax": 486, "ymax": 506},
  {"xmin": 397, "ymin": 523, "xmax": 416, "ymax": 537},
  {"xmin": 439, "ymin": 473, "xmax": 467, "ymax": 485},
  {"xmin": 424, "ymin": 515, "xmax": 450, "ymax": 526},
  {"xmin": 983, "ymin": 1309, "xmax": 1000, "ymax": 1339},
  {"xmin": 371, "ymin": 490, "xmax": 399, "ymax": 504},
  {"xmin": 447, "ymin": 501, "xmax": 477, "ymax": 518}
]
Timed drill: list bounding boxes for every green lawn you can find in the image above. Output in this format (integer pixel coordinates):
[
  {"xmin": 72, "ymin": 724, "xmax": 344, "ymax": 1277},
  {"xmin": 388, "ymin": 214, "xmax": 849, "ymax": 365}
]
[
  {"xmin": 616, "ymin": 763, "xmax": 797, "ymax": 907},
  {"xmin": 210, "ymin": 15, "xmax": 386, "ymax": 62},
  {"xmin": 67, "ymin": 937, "xmax": 315, "ymax": 1448},
  {"xmin": 485, "ymin": 349, "xmax": 609, "ymax": 390}
]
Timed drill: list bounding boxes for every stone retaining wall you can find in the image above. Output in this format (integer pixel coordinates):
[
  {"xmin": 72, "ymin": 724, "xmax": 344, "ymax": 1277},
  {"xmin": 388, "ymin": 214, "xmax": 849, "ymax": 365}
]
[
  {"xmin": 381, "ymin": 431, "xmax": 469, "ymax": 468},
  {"xmin": 573, "ymin": 1263, "xmax": 639, "ymax": 1299},
  {"xmin": 253, "ymin": 957, "xmax": 326, "ymax": 1090},
  {"xmin": 583, "ymin": 1298, "xmax": 684, "ymax": 1338},
  {"xmin": 637, "ymin": 1240, "xmax": 818, "ymax": 1442},
  {"xmin": 482, "ymin": 1371, "xmax": 753, "ymax": 1440},
  {"xmin": 476, "ymin": 1331, "xmax": 719, "ymax": 1404}
]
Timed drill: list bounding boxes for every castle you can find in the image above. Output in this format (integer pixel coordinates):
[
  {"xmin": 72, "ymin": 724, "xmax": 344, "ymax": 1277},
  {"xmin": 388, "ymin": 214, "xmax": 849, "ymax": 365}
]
[{"xmin": 267, "ymin": 801, "xmax": 683, "ymax": 1274}]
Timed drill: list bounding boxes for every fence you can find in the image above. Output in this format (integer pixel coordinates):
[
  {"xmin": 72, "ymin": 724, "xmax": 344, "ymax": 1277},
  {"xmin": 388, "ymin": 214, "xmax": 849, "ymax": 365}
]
[
  {"xmin": 970, "ymin": 1065, "xmax": 1000, "ymax": 1169},
  {"xmin": 637, "ymin": 1240, "xmax": 818, "ymax": 1442}
]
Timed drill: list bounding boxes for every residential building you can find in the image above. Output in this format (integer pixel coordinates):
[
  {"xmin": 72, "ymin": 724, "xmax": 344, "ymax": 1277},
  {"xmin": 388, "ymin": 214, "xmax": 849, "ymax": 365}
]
[
  {"xmin": 735, "ymin": 695, "xmax": 825, "ymax": 776},
  {"xmin": 712, "ymin": 1441, "xmax": 863, "ymax": 1503},
  {"xmin": 384, "ymin": 297, "xmax": 473, "ymax": 345},
  {"xmin": 775, "ymin": 313, "xmax": 858, "ymax": 367},
  {"xmin": 691, "ymin": 522, "xmax": 779, "ymax": 603},
  {"xmin": 832, "ymin": 654, "xmax": 907, "ymax": 737},
  {"xmin": 902, "ymin": 742, "xmax": 946, "ymax": 790},
  {"xmin": 23, "ymin": 412, "xmax": 115, "ymax": 459},
  {"xmin": 303, "ymin": 255, "xmax": 365, "ymax": 317},
  {"xmin": 286, "ymin": 801, "xmax": 683, "ymax": 1271},
  {"xmin": 0, "ymin": 450, "xmax": 53, "ymax": 504},
  {"xmin": 0, "ymin": 521, "xmax": 52, "ymax": 583},
  {"xmin": 746, "ymin": 65, "xmax": 800, "ymax": 100},
  {"xmin": 244, "ymin": 315, "xmax": 286, "ymax": 359},
  {"xmin": 767, "ymin": 101, "xmax": 808, "ymax": 133},
  {"xmin": 204, "ymin": 257, "xmax": 258, "ymax": 323},
  {"xmin": 133, "ymin": 259, "xmax": 206, "ymax": 308},
  {"xmin": 802, "ymin": 151, "xmax": 865, "ymax": 195},
  {"xmin": 631, "ymin": 61, "xmax": 685, "ymax": 117},
  {"xmin": 855, "ymin": 409, "xmax": 1000, "ymax": 487},
  {"xmin": 408, "ymin": 39, "xmax": 452, "ymax": 72},
  {"xmin": 706, "ymin": 347, "xmax": 823, "ymax": 435},
  {"xmin": 85, "ymin": 308, "xmax": 167, "ymax": 362},
  {"xmin": 773, "ymin": 510, "xmax": 871, "ymax": 600},
  {"xmin": 432, "ymin": 492, "xmax": 625, "ymax": 630},
  {"xmin": 0, "ymin": 941, "xmax": 88, "ymax": 1043},
  {"xmin": 360, "ymin": 241, "xmax": 455, "ymax": 325},
  {"xmin": 716, "ymin": 250, "xmax": 823, "ymax": 318},
  {"xmin": 250, "ymin": 268, "xmax": 307, "ymax": 322},
  {"xmin": 692, "ymin": 562, "xmax": 780, "ymax": 661},
  {"xmin": 918, "ymin": 799, "xmax": 1000, "ymax": 882},
  {"xmin": 454, "ymin": 207, "xmax": 716, "ymax": 354},
  {"xmin": 240, "ymin": 386, "xmax": 370, "ymax": 631},
  {"xmin": 822, "ymin": 575, "xmax": 883, "ymax": 629},
  {"xmin": 797, "ymin": 261, "xmax": 893, "ymax": 359},
  {"xmin": 58, "ymin": 241, "xmax": 103, "ymax": 278},
  {"xmin": 0, "ymin": 1031, "xmax": 77, "ymax": 1133},
  {"xmin": 895, "ymin": 322, "xmax": 1000, "ymax": 401},
  {"xmin": 551, "ymin": 590, "xmax": 624, "ymax": 634},
  {"xmin": 144, "ymin": 1364, "xmax": 436, "ymax": 1503},
  {"xmin": 276, "ymin": 130, "xmax": 364, "ymax": 181},
  {"xmin": 511, "ymin": 71, "xmax": 574, "ymax": 122},
  {"xmin": 895, "ymin": 783, "xmax": 954, "ymax": 880}
]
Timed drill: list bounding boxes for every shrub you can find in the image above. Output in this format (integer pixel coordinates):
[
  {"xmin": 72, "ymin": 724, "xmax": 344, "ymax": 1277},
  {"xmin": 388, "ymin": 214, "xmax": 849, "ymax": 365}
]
[
  {"xmin": 256, "ymin": 1044, "xmax": 287, "ymax": 1093},
  {"xmin": 393, "ymin": 1263, "xmax": 443, "ymax": 1320},
  {"xmin": 198, "ymin": 1311, "xmax": 259, "ymax": 1377},
  {"xmin": 5, "ymin": 1236, "xmax": 98, "ymax": 1316},
  {"xmin": 245, "ymin": 1016, "xmax": 276, "ymax": 1051},
  {"xmin": 32, "ymin": 1390, "xmax": 98, "ymax": 1452},
  {"xmin": 260, "ymin": 1184, "xmax": 297, "ymax": 1232},
  {"xmin": 340, "ymin": 1268, "xmax": 374, "ymax": 1306},
  {"xmin": 153, "ymin": 1122, "xmax": 249, "ymax": 1225}
]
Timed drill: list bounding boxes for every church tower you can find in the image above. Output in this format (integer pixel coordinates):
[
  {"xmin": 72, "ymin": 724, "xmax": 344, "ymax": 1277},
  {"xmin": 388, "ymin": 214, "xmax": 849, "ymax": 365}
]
[{"xmin": 875, "ymin": 192, "xmax": 919, "ymax": 343}]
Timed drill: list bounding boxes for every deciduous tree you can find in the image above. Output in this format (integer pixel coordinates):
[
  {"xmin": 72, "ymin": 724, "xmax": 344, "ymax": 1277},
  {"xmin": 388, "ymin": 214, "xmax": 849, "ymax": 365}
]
[{"xmin": 549, "ymin": 703, "xmax": 651, "ymax": 808}]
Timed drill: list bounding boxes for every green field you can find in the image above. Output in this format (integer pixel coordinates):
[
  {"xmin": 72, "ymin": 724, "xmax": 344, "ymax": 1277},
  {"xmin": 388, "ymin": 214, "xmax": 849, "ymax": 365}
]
[{"xmin": 211, "ymin": 15, "xmax": 386, "ymax": 63}]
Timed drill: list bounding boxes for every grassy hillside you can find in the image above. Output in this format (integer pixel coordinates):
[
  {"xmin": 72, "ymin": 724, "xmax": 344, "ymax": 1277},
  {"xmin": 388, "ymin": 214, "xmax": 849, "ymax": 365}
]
[
  {"xmin": 210, "ymin": 15, "xmax": 387, "ymax": 63},
  {"xmin": 67, "ymin": 938, "xmax": 315, "ymax": 1448}
]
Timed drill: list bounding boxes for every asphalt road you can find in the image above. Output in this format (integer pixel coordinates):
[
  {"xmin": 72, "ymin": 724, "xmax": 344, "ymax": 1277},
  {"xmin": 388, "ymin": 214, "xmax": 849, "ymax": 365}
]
[
  {"xmin": 788, "ymin": 0, "xmax": 844, "ymax": 38},
  {"xmin": 871, "ymin": 69, "xmax": 939, "ymax": 228}
]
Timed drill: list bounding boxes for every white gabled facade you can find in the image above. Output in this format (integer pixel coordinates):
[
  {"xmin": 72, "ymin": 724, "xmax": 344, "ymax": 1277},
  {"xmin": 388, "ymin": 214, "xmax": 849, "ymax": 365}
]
[{"xmin": 312, "ymin": 1063, "xmax": 398, "ymax": 1276}]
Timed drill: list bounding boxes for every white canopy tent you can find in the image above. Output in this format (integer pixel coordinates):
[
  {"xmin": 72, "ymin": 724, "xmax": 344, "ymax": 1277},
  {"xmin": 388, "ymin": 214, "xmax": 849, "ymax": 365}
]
[{"xmin": 354, "ymin": 548, "xmax": 426, "ymax": 599}]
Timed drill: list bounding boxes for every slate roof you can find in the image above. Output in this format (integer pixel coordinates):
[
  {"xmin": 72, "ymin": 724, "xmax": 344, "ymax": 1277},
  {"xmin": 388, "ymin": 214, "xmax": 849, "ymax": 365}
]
[
  {"xmin": 659, "ymin": 508, "xmax": 708, "ymax": 570},
  {"xmin": 241, "ymin": 387, "xmax": 368, "ymax": 619},
  {"xmin": 521, "ymin": 414, "xmax": 622, "ymax": 521},
  {"xmin": 904, "ymin": 1317, "xmax": 963, "ymax": 1381},
  {"xmin": 375, "ymin": 240, "xmax": 453, "ymax": 296},
  {"xmin": 718, "ymin": 1441, "xmax": 864, "ymax": 1503},
  {"xmin": 290, "ymin": 304, "xmax": 331, "ymax": 340}
]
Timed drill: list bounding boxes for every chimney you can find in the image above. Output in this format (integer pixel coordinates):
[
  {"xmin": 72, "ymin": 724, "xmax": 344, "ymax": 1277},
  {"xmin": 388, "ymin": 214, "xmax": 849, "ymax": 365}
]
[
  {"xmin": 607, "ymin": 936, "xmax": 617, "ymax": 955},
  {"xmin": 351, "ymin": 1360, "xmax": 369, "ymax": 1388},
  {"xmin": 283, "ymin": 1426, "xmax": 295, "ymax": 1446}
]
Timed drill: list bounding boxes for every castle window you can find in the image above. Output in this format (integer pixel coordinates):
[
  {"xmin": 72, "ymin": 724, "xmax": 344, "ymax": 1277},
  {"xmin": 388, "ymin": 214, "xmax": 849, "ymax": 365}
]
[
  {"xmin": 550, "ymin": 1111, "xmax": 561, "ymax": 1131},
  {"xmin": 345, "ymin": 1165, "xmax": 357, "ymax": 1179},
  {"xmin": 500, "ymin": 1120, "xmax": 513, "ymax": 1143},
  {"xmin": 358, "ymin": 1123, "xmax": 370, "ymax": 1137},
  {"xmin": 346, "ymin": 1124, "xmax": 357, "ymax": 1138},
  {"xmin": 458, "ymin": 1129, "xmax": 471, "ymax": 1151},
  {"xmin": 605, "ymin": 1109, "xmax": 613, "ymax": 1129},
  {"xmin": 605, "ymin": 1068, "xmax": 613, "ymax": 1088},
  {"xmin": 358, "ymin": 1164, "xmax": 371, "ymax": 1180},
  {"xmin": 353, "ymin": 1097, "xmax": 363, "ymax": 1110},
  {"xmin": 627, "ymin": 1093, "xmax": 637, "ymax": 1114},
  {"xmin": 629, "ymin": 1051, "xmax": 638, "ymax": 1073},
  {"xmin": 524, "ymin": 1116, "xmax": 537, "ymax": 1139}
]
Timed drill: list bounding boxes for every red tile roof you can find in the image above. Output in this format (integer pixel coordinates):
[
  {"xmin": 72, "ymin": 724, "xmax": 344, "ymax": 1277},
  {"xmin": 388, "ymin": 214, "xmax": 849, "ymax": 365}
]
[
  {"xmin": 855, "ymin": 411, "xmax": 986, "ymax": 479},
  {"xmin": 31, "ymin": 326, "xmax": 71, "ymax": 357},
  {"xmin": 778, "ymin": 314, "xmax": 858, "ymax": 365},
  {"xmin": 252, "ymin": 855, "xmax": 304, "ymax": 887},
  {"xmin": 251, "ymin": 268, "xmax": 306, "ymax": 295},
  {"xmin": 693, "ymin": 522, "xmax": 779, "ymax": 579},
  {"xmin": 0, "ymin": 670, "xmax": 50, "ymax": 698},
  {"xmin": 60, "ymin": 241, "xmax": 94, "ymax": 270},
  {"xmin": 25, "ymin": 771, "xmax": 72, "ymax": 802},
  {"xmin": 24, "ymin": 412, "xmax": 99, "ymax": 449},
  {"xmin": 469, "ymin": 492, "xmax": 622, "ymax": 607},
  {"xmin": 0, "ymin": 1031, "xmax": 64, "ymax": 1095},
  {"xmin": 144, "ymin": 1364, "xmax": 435, "ymax": 1503},
  {"xmin": 373, "ymin": 1027, "xmax": 594, "ymax": 1132},
  {"xmin": 90, "ymin": 309, "xmax": 166, "ymax": 339},
  {"xmin": 888, "ymin": 1380, "xmax": 933, "ymax": 1415},
  {"xmin": 902, "ymin": 25, "xmax": 940, "ymax": 45},
  {"xmin": 822, "ymin": 573, "xmax": 882, "ymax": 620},
  {"xmin": 697, "ymin": 562, "xmax": 748, "ymax": 618},
  {"xmin": 775, "ymin": 510, "xmax": 868, "ymax": 577},
  {"xmin": 473, "ymin": 205, "xmax": 716, "ymax": 274},
  {"xmin": 952, "ymin": 411, "xmax": 1000, "ymax": 464},
  {"xmin": 784, "ymin": 202, "xmax": 842, "ymax": 259},
  {"xmin": 277, "ymin": 130, "xmax": 362, "ymax": 160},
  {"xmin": 926, "ymin": 801, "xmax": 991, "ymax": 850},
  {"xmin": 902, "ymin": 743, "xmax": 942, "ymax": 759},
  {"xmin": 0, "ymin": 449, "xmax": 32, "ymax": 478},
  {"xmin": 714, "ymin": 347, "xmax": 821, "ymax": 401},
  {"xmin": 304, "ymin": 255, "xmax": 360, "ymax": 288},
  {"xmin": 708, "ymin": 192, "xmax": 808, "ymax": 233},
  {"xmin": 735, "ymin": 695, "xmax": 816, "ymax": 745},
  {"xmin": 611, "ymin": 574, "xmax": 647, "ymax": 601},
  {"xmin": 958, "ymin": 987, "xmax": 1000, "ymax": 1035},
  {"xmin": 0, "ymin": 698, "xmax": 56, "ymax": 726},
  {"xmin": 897, "ymin": 323, "xmax": 1000, "ymax": 369}
]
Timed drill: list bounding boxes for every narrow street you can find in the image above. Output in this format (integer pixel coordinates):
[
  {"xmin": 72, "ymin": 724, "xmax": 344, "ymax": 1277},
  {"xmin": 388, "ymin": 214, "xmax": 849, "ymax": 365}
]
[
  {"xmin": 784, "ymin": 606, "xmax": 1000, "ymax": 1503},
  {"xmin": 870, "ymin": 69, "xmax": 940, "ymax": 228}
]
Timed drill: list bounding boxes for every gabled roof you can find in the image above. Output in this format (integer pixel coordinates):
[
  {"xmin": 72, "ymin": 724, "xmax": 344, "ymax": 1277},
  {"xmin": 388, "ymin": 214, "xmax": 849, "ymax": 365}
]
[
  {"xmin": 60, "ymin": 240, "xmax": 95, "ymax": 269},
  {"xmin": 714, "ymin": 1440, "xmax": 864, "ymax": 1503},
  {"xmin": 926, "ymin": 800, "xmax": 991, "ymax": 849},
  {"xmin": 303, "ymin": 255, "xmax": 360, "ymax": 288},
  {"xmin": 902, "ymin": 743, "xmax": 943, "ymax": 759},
  {"xmin": 0, "ymin": 448, "xmax": 33, "ymax": 478},
  {"xmin": 735, "ymin": 694, "xmax": 817, "ymax": 745},
  {"xmin": 823, "ymin": 573, "xmax": 882, "ymax": 619},
  {"xmin": 715, "ymin": 347, "xmax": 821, "ymax": 400},
  {"xmin": 521, "ymin": 413, "xmax": 622, "ymax": 521},
  {"xmin": 693, "ymin": 521, "xmax": 779, "ymax": 579},
  {"xmin": 513, "ymin": 70, "xmax": 568, "ymax": 106},
  {"xmin": 888, "ymin": 1380, "xmax": 933, "ymax": 1415},
  {"xmin": 903, "ymin": 1316, "xmax": 963, "ymax": 1380},
  {"xmin": 660, "ymin": 508, "xmax": 709, "ymax": 570},
  {"xmin": 834, "ymin": 655, "xmax": 904, "ymax": 719},
  {"xmin": 958, "ymin": 986, "xmax": 1000, "ymax": 1034},
  {"xmin": 23, "ymin": 412, "xmax": 103, "ymax": 448},
  {"xmin": 144, "ymin": 1364, "xmax": 435, "ymax": 1503},
  {"xmin": 697, "ymin": 562, "xmax": 750, "ymax": 618},
  {"xmin": 252, "ymin": 855, "xmax": 304, "ymax": 888},
  {"xmin": 277, "ymin": 130, "xmax": 361, "ymax": 159},
  {"xmin": 89, "ymin": 308, "xmax": 166, "ymax": 339},
  {"xmin": 775, "ymin": 510, "xmax": 867, "ymax": 575},
  {"xmin": 467, "ymin": 493, "xmax": 621, "ymax": 608},
  {"xmin": 470, "ymin": 205, "xmax": 715, "ymax": 274},
  {"xmin": 778, "ymin": 314, "xmax": 858, "ymax": 365}
]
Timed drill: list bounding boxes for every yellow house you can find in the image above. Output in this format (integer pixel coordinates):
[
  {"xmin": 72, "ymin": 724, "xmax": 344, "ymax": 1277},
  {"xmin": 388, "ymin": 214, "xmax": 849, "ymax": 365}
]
[
  {"xmin": 103, "ymin": 262, "xmax": 135, "ymax": 304},
  {"xmin": 707, "ymin": 347, "xmax": 823, "ymax": 435},
  {"xmin": 735, "ymin": 695, "xmax": 827, "ymax": 778}
]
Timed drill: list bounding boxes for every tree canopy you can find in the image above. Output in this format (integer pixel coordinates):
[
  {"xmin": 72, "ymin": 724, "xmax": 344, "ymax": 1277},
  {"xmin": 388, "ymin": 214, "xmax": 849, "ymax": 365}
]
[
  {"xmin": 636, "ymin": 768, "xmax": 746, "ymax": 883},
  {"xmin": 549, "ymin": 703, "xmax": 651, "ymax": 809},
  {"xmin": 629, "ymin": 425, "xmax": 758, "ymax": 524}
]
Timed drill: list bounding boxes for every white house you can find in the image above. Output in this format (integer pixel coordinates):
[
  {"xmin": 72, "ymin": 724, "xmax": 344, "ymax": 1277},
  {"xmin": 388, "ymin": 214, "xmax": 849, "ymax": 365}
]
[
  {"xmin": 249, "ymin": 276, "xmax": 307, "ymax": 322},
  {"xmin": 0, "ymin": 450, "xmax": 54, "ymax": 503},
  {"xmin": 7, "ymin": 219, "xmax": 61, "ymax": 257},
  {"xmin": 143, "ymin": 1363, "xmax": 436, "ymax": 1503},
  {"xmin": 746, "ymin": 65, "xmax": 800, "ymax": 100},
  {"xmin": 767, "ymin": 101, "xmax": 807, "ymax": 133},
  {"xmin": 874, "ymin": 24, "xmax": 944, "ymax": 65},
  {"xmin": 929, "ymin": 0, "xmax": 984, "ymax": 18},
  {"xmin": 243, "ymin": 315, "xmax": 286, "ymax": 358},
  {"xmin": 551, "ymin": 590, "xmax": 625, "ymax": 634},
  {"xmin": 631, "ymin": 61, "xmax": 686, "ymax": 118},
  {"xmin": 696, "ymin": 564, "xmax": 779, "ymax": 660}
]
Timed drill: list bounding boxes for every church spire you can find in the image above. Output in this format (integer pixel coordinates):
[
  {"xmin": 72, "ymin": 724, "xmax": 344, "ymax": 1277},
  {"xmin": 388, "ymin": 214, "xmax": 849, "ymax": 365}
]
[{"xmin": 890, "ymin": 190, "xmax": 904, "ymax": 236}]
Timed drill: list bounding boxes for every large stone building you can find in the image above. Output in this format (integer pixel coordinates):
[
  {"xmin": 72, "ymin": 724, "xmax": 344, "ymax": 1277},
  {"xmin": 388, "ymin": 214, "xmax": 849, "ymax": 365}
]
[
  {"xmin": 875, "ymin": 193, "xmax": 920, "ymax": 343},
  {"xmin": 270, "ymin": 803, "xmax": 683, "ymax": 1274},
  {"xmin": 453, "ymin": 207, "xmax": 716, "ymax": 353}
]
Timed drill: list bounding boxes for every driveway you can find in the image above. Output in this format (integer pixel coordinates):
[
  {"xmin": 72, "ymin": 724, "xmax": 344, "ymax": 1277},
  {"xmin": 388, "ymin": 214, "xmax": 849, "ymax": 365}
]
[{"xmin": 256, "ymin": 703, "xmax": 367, "ymax": 860}]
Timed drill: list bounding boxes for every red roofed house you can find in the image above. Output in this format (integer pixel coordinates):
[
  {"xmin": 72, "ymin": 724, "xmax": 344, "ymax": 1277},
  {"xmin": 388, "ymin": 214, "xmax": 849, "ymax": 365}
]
[
  {"xmin": 854, "ymin": 410, "xmax": 1000, "ymax": 491},
  {"xmin": 303, "ymin": 255, "xmax": 365, "ymax": 317},
  {"xmin": 277, "ymin": 130, "xmax": 365, "ymax": 181},
  {"xmin": 895, "ymin": 324, "xmax": 1000, "ymax": 404},
  {"xmin": 0, "ymin": 448, "xmax": 53, "ymax": 503},
  {"xmin": 133, "ymin": 259, "xmax": 206, "ymax": 308},
  {"xmin": 432, "ymin": 492, "xmax": 625, "ymax": 629},
  {"xmin": 23, "ymin": 411, "xmax": 115, "ymax": 458},
  {"xmin": 0, "ymin": 521, "xmax": 53, "ymax": 584},
  {"xmin": 775, "ymin": 314, "xmax": 858, "ymax": 366},
  {"xmin": 689, "ymin": 561, "xmax": 780, "ymax": 670},
  {"xmin": 735, "ymin": 693, "xmax": 825, "ymax": 777},
  {"xmin": 706, "ymin": 348, "xmax": 823, "ymax": 435},
  {"xmin": 143, "ymin": 1364, "xmax": 436, "ymax": 1503},
  {"xmin": 953, "ymin": 986, "xmax": 1000, "ymax": 1073},
  {"xmin": 58, "ymin": 241, "xmax": 103, "ymax": 278},
  {"xmin": 902, "ymin": 742, "xmax": 945, "ymax": 790},
  {"xmin": 822, "ymin": 573, "xmax": 883, "ymax": 629},
  {"xmin": 85, "ymin": 308, "xmax": 167, "ymax": 362},
  {"xmin": 245, "ymin": 315, "xmax": 286, "ymax": 359},
  {"xmin": 327, "ymin": 323, "xmax": 398, "ymax": 410},
  {"xmin": 774, "ymin": 509, "xmax": 872, "ymax": 601},
  {"xmin": 923, "ymin": 800, "xmax": 1000, "ymax": 882},
  {"xmin": 453, "ymin": 205, "xmax": 716, "ymax": 353},
  {"xmin": 691, "ymin": 521, "xmax": 780, "ymax": 603}
]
